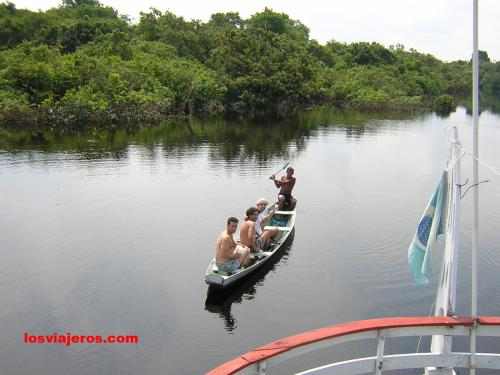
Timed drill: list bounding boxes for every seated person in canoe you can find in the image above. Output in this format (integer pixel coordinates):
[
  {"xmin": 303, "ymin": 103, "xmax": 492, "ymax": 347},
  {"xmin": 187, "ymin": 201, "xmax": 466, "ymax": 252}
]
[
  {"xmin": 267, "ymin": 195, "xmax": 290, "ymax": 227},
  {"xmin": 271, "ymin": 166, "xmax": 296, "ymax": 210},
  {"xmin": 239, "ymin": 207, "xmax": 260, "ymax": 252},
  {"xmin": 215, "ymin": 217, "xmax": 251, "ymax": 273},
  {"xmin": 255, "ymin": 198, "xmax": 279, "ymax": 249}
]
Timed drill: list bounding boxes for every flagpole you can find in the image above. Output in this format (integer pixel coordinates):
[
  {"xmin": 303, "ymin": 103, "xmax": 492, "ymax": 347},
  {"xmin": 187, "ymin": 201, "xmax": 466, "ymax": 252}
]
[
  {"xmin": 471, "ymin": 0, "xmax": 479, "ymax": 374},
  {"xmin": 425, "ymin": 129, "xmax": 460, "ymax": 375}
]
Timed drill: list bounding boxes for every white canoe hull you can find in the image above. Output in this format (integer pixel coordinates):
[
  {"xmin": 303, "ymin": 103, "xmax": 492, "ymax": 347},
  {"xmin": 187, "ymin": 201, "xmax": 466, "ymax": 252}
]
[{"xmin": 205, "ymin": 207, "xmax": 296, "ymax": 288}]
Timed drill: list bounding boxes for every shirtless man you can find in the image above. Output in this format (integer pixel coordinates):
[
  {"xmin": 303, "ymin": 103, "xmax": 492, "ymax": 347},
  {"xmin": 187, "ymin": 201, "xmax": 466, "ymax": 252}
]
[
  {"xmin": 239, "ymin": 207, "xmax": 259, "ymax": 252},
  {"xmin": 215, "ymin": 217, "xmax": 251, "ymax": 273},
  {"xmin": 255, "ymin": 198, "xmax": 279, "ymax": 249},
  {"xmin": 271, "ymin": 166, "xmax": 296, "ymax": 210}
]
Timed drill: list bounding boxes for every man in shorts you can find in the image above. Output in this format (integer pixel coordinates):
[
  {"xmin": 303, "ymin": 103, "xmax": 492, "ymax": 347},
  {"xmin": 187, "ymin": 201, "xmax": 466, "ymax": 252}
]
[{"xmin": 215, "ymin": 217, "xmax": 251, "ymax": 273}]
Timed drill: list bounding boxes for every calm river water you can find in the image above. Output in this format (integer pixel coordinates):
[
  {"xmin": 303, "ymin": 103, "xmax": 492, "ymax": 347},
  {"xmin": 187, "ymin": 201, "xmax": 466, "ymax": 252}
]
[{"xmin": 1, "ymin": 107, "xmax": 500, "ymax": 374}]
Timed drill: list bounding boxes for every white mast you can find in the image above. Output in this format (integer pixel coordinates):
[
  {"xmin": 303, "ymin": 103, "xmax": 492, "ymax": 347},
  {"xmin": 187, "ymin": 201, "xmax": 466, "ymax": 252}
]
[
  {"xmin": 429, "ymin": 2, "xmax": 480, "ymax": 373},
  {"xmin": 471, "ymin": 0, "xmax": 480, "ymax": 373}
]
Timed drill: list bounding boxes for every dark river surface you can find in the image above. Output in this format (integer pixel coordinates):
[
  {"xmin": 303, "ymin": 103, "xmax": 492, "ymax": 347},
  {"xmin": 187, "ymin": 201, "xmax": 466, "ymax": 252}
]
[{"xmin": 1, "ymin": 107, "xmax": 500, "ymax": 375}]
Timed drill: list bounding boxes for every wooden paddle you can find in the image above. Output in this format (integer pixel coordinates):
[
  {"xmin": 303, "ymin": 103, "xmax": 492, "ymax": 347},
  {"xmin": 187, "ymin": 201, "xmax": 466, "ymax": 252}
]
[{"xmin": 269, "ymin": 161, "xmax": 289, "ymax": 179}]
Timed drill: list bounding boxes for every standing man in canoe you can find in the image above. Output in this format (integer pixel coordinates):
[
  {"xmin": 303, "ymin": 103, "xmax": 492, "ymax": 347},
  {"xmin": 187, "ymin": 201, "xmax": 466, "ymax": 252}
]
[
  {"xmin": 271, "ymin": 166, "xmax": 296, "ymax": 210},
  {"xmin": 216, "ymin": 217, "xmax": 251, "ymax": 273}
]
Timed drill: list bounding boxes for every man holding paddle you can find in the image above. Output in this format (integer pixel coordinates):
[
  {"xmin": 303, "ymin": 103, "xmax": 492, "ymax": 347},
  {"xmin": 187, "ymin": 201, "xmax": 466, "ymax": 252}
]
[{"xmin": 271, "ymin": 166, "xmax": 296, "ymax": 210}]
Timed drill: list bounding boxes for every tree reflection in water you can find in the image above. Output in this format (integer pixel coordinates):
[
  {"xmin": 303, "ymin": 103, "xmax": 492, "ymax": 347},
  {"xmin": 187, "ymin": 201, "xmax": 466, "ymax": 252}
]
[{"xmin": 0, "ymin": 107, "xmax": 422, "ymax": 165}]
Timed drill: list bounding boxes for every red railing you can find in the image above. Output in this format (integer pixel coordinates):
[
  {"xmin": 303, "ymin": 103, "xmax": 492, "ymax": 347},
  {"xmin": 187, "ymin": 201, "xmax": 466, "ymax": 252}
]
[{"xmin": 207, "ymin": 316, "xmax": 500, "ymax": 375}]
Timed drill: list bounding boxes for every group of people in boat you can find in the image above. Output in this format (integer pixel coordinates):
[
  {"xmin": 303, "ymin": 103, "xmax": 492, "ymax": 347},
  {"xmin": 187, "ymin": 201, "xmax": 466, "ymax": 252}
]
[{"xmin": 214, "ymin": 167, "xmax": 296, "ymax": 274}]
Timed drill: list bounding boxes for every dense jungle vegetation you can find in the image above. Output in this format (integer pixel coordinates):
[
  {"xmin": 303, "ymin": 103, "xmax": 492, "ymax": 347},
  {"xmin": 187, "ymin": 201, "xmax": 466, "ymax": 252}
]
[{"xmin": 0, "ymin": 0, "xmax": 499, "ymax": 128}]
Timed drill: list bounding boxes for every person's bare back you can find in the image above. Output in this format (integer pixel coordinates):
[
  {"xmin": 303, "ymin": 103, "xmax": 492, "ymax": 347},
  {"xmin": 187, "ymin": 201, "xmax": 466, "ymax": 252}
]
[
  {"xmin": 240, "ymin": 207, "xmax": 259, "ymax": 251},
  {"xmin": 239, "ymin": 220, "xmax": 255, "ymax": 250}
]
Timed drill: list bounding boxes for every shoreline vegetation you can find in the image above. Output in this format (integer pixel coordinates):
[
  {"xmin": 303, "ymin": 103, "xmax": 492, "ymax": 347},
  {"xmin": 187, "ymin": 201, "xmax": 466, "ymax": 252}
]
[
  {"xmin": 1, "ymin": 0, "xmax": 500, "ymax": 129},
  {"xmin": 0, "ymin": 106, "xmax": 432, "ymax": 154}
]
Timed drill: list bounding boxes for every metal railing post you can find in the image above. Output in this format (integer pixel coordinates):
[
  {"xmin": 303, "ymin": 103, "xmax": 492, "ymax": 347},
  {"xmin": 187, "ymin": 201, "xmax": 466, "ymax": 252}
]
[
  {"xmin": 375, "ymin": 330, "xmax": 386, "ymax": 375},
  {"xmin": 470, "ymin": 321, "xmax": 477, "ymax": 375},
  {"xmin": 258, "ymin": 360, "xmax": 267, "ymax": 375}
]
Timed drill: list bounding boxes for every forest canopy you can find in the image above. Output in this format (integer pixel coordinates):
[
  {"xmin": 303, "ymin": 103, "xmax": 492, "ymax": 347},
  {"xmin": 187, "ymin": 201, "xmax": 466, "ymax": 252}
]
[{"xmin": 0, "ymin": 0, "xmax": 497, "ymax": 128}]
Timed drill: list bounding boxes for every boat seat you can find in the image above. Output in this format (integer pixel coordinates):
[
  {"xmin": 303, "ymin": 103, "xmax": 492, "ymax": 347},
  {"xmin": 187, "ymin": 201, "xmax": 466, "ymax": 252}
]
[{"xmin": 264, "ymin": 226, "xmax": 291, "ymax": 231}]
